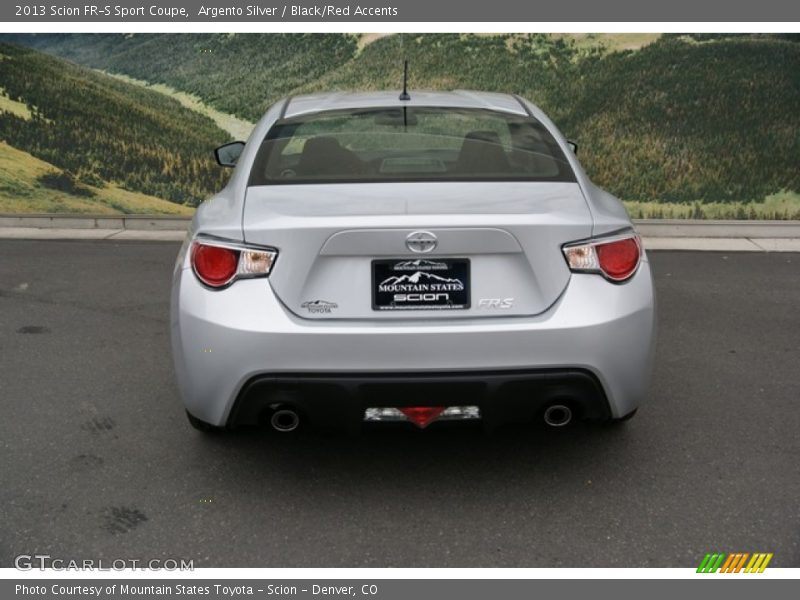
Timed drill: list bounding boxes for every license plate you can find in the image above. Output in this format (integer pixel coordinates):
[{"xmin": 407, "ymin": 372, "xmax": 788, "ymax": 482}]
[{"xmin": 372, "ymin": 258, "xmax": 470, "ymax": 311}]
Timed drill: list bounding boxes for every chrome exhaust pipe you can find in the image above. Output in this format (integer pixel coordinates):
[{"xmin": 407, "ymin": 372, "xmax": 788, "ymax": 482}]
[
  {"xmin": 543, "ymin": 404, "xmax": 572, "ymax": 427},
  {"xmin": 270, "ymin": 408, "xmax": 300, "ymax": 432}
]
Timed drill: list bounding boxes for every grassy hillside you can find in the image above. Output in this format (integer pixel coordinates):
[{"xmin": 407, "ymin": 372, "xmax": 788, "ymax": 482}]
[
  {"xmin": 102, "ymin": 72, "xmax": 255, "ymax": 140},
  {"xmin": 2, "ymin": 33, "xmax": 799, "ymax": 212},
  {"xmin": 0, "ymin": 88, "xmax": 33, "ymax": 119},
  {"xmin": 0, "ymin": 141, "xmax": 191, "ymax": 214},
  {"xmin": 0, "ymin": 42, "xmax": 230, "ymax": 207},
  {"xmin": 4, "ymin": 33, "xmax": 358, "ymax": 122},
  {"xmin": 624, "ymin": 192, "xmax": 800, "ymax": 220},
  {"xmin": 551, "ymin": 33, "xmax": 660, "ymax": 52},
  {"xmin": 554, "ymin": 36, "xmax": 800, "ymax": 203}
]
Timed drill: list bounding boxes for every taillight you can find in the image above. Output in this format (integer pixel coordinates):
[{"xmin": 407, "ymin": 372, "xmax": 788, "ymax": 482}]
[
  {"xmin": 596, "ymin": 237, "xmax": 641, "ymax": 280},
  {"xmin": 192, "ymin": 244, "xmax": 238, "ymax": 287},
  {"xmin": 563, "ymin": 233, "xmax": 642, "ymax": 282},
  {"xmin": 191, "ymin": 238, "xmax": 277, "ymax": 289}
]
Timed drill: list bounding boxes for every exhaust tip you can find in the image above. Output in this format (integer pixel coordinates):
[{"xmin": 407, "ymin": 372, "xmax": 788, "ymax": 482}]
[
  {"xmin": 543, "ymin": 404, "xmax": 572, "ymax": 428},
  {"xmin": 270, "ymin": 408, "xmax": 300, "ymax": 433}
]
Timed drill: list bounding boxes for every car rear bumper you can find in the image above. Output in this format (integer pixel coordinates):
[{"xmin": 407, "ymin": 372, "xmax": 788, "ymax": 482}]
[
  {"xmin": 230, "ymin": 368, "xmax": 610, "ymax": 430},
  {"xmin": 171, "ymin": 260, "xmax": 656, "ymax": 427}
]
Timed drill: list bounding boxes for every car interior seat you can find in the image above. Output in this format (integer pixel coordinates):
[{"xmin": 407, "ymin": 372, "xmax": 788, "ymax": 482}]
[
  {"xmin": 455, "ymin": 130, "xmax": 511, "ymax": 174},
  {"xmin": 297, "ymin": 136, "xmax": 363, "ymax": 177}
]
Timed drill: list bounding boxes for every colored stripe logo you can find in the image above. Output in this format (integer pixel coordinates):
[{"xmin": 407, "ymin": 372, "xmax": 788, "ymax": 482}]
[{"xmin": 697, "ymin": 553, "xmax": 773, "ymax": 573}]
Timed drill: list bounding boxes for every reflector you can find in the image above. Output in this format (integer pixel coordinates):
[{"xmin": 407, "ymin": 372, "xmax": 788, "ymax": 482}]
[
  {"xmin": 192, "ymin": 243, "xmax": 239, "ymax": 287},
  {"xmin": 398, "ymin": 406, "xmax": 446, "ymax": 428},
  {"xmin": 596, "ymin": 237, "xmax": 640, "ymax": 281}
]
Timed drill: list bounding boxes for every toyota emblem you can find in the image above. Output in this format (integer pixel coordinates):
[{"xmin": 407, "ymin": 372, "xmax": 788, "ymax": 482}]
[{"xmin": 405, "ymin": 231, "xmax": 438, "ymax": 254}]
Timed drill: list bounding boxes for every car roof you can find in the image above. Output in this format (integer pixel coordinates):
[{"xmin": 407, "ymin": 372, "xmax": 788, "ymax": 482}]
[{"xmin": 283, "ymin": 90, "xmax": 529, "ymax": 119}]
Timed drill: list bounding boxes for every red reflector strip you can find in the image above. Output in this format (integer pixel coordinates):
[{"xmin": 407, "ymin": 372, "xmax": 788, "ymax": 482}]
[{"xmin": 398, "ymin": 407, "xmax": 447, "ymax": 429}]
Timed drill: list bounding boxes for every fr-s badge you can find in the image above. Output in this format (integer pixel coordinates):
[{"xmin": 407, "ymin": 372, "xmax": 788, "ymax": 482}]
[{"xmin": 477, "ymin": 298, "xmax": 514, "ymax": 309}]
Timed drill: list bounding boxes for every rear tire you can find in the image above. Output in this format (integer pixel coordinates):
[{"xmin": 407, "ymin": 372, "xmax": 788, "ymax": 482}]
[{"xmin": 186, "ymin": 410, "xmax": 222, "ymax": 433}]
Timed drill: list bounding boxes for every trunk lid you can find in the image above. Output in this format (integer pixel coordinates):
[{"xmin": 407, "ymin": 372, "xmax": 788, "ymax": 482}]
[{"xmin": 243, "ymin": 182, "xmax": 591, "ymax": 320}]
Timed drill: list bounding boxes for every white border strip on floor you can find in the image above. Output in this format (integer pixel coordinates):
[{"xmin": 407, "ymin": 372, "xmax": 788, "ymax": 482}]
[
  {"xmin": 643, "ymin": 237, "xmax": 800, "ymax": 252},
  {"xmin": 0, "ymin": 227, "xmax": 187, "ymax": 241}
]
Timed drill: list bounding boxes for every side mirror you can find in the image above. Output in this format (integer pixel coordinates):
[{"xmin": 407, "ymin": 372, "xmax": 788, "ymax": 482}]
[
  {"xmin": 566, "ymin": 141, "xmax": 578, "ymax": 155},
  {"xmin": 214, "ymin": 141, "xmax": 245, "ymax": 167}
]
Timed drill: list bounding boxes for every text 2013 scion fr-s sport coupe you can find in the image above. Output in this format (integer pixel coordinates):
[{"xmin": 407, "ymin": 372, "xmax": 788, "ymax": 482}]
[{"xmin": 171, "ymin": 90, "xmax": 656, "ymax": 433}]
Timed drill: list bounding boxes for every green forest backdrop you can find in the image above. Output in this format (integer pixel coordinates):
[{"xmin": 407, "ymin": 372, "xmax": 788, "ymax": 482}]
[{"xmin": 0, "ymin": 33, "xmax": 798, "ymax": 218}]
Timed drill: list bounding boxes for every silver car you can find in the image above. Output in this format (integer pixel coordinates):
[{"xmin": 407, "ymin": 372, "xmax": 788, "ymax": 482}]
[{"xmin": 170, "ymin": 90, "xmax": 656, "ymax": 433}]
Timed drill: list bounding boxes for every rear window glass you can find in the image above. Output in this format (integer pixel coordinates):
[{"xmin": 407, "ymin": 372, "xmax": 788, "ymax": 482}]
[{"xmin": 248, "ymin": 107, "xmax": 575, "ymax": 185}]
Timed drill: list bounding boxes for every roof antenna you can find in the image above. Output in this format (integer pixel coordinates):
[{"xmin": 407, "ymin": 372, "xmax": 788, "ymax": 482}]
[{"xmin": 399, "ymin": 60, "xmax": 410, "ymax": 101}]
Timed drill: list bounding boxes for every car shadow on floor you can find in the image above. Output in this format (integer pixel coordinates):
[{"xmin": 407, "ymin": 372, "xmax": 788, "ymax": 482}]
[{"xmin": 188, "ymin": 417, "xmax": 639, "ymax": 492}]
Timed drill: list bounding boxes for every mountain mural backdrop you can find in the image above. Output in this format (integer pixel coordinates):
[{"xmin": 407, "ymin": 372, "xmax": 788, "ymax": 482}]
[{"xmin": 0, "ymin": 33, "xmax": 797, "ymax": 217}]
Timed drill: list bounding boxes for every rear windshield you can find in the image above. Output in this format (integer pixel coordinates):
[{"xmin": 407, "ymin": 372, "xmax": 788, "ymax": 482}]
[{"xmin": 248, "ymin": 107, "xmax": 575, "ymax": 185}]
